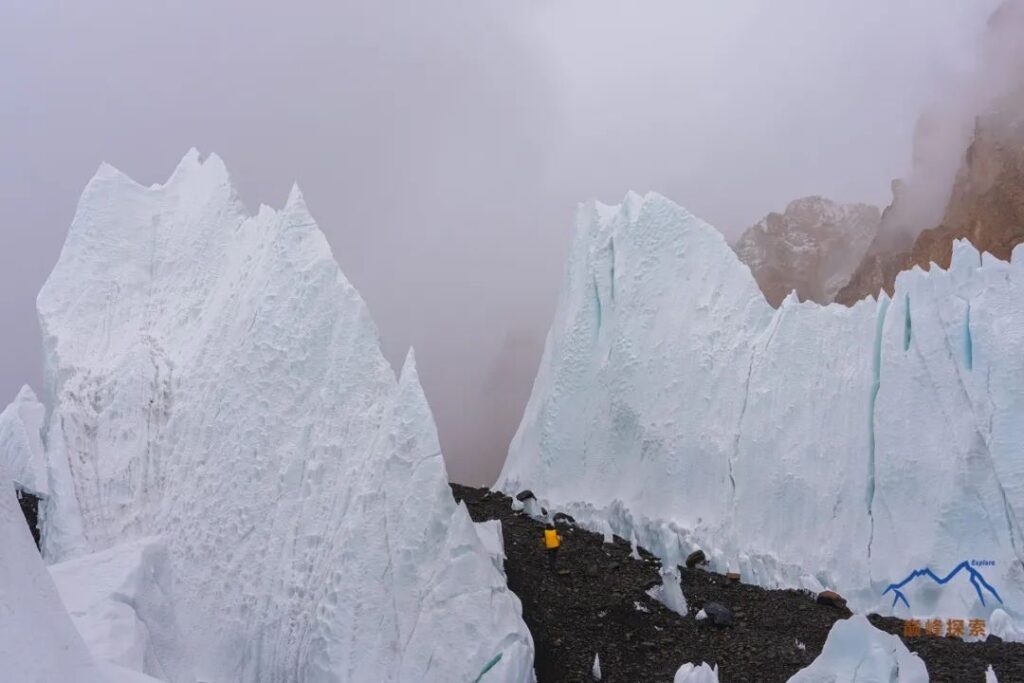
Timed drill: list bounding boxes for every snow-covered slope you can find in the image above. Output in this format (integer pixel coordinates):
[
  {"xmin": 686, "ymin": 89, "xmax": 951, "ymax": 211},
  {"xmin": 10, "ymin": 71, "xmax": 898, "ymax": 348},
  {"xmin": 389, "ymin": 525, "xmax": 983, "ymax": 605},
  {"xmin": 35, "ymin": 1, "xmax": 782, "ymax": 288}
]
[
  {"xmin": 0, "ymin": 385, "xmax": 47, "ymax": 496},
  {"xmin": 36, "ymin": 150, "xmax": 533, "ymax": 682},
  {"xmin": 499, "ymin": 191, "xmax": 1024, "ymax": 629}
]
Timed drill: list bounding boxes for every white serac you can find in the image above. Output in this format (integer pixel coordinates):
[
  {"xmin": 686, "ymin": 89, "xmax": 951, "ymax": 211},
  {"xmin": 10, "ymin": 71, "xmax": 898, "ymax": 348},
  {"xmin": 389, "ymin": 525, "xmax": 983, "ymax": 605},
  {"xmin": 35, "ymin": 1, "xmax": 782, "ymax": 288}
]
[{"xmin": 37, "ymin": 150, "xmax": 533, "ymax": 682}]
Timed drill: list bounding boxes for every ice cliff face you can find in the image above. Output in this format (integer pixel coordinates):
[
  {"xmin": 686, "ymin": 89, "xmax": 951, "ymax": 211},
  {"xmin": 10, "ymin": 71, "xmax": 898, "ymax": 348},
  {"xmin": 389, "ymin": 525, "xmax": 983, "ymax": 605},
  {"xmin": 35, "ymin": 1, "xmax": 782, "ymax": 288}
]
[
  {"xmin": 35, "ymin": 150, "xmax": 533, "ymax": 682},
  {"xmin": 500, "ymin": 191, "xmax": 1024, "ymax": 630},
  {"xmin": 733, "ymin": 197, "xmax": 880, "ymax": 306}
]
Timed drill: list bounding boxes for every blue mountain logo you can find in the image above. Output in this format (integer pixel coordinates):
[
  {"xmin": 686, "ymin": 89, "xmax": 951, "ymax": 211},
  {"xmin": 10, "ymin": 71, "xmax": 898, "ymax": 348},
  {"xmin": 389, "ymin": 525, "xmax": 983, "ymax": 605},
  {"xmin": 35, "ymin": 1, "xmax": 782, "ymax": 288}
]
[{"xmin": 883, "ymin": 561, "xmax": 1003, "ymax": 609}]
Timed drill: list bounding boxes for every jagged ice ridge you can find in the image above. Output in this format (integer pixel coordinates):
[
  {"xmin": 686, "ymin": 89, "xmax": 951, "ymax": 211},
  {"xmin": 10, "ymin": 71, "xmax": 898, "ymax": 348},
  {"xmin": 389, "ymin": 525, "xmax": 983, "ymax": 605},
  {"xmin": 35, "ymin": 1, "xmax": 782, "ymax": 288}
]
[{"xmin": 7, "ymin": 150, "xmax": 533, "ymax": 682}]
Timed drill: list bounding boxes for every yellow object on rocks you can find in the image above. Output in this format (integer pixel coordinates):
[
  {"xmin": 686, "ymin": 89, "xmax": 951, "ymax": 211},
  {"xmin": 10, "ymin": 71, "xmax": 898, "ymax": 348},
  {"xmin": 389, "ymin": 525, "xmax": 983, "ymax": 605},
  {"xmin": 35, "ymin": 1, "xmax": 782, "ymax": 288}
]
[{"xmin": 544, "ymin": 529, "xmax": 560, "ymax": 549}]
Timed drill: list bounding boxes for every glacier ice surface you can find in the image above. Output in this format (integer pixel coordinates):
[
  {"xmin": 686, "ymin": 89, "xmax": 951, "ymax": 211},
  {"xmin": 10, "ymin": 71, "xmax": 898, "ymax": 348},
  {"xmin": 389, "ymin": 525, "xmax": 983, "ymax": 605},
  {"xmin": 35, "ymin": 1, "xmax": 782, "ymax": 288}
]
[
  {"xmin": 34, "ymin": 150, "xmax": 534, "ymax": 682},
  {"xmin": 673, "ymin": 662, "xmax": 720, "ymax": 683},
  {"xmin": 0, "ymin": 385, "xmax": 48, "ymax": 496},
  {"xmin": 475, "ymin": 518, "xmax": 508, "ymax": 577},
  {"xmin": 787, "ymin": 615, "xmax": 927, "ymax": 682},
  {"xmin": 0, "ymin": 454, "xmax": 107, "ymax": 682},
  {"xmin": 49, "ymin": 536, "xmax": 191, "ymax": 682},
  {"xmin": 499, "ymin": 191, "xmax": 1024, "ymax": 630}
]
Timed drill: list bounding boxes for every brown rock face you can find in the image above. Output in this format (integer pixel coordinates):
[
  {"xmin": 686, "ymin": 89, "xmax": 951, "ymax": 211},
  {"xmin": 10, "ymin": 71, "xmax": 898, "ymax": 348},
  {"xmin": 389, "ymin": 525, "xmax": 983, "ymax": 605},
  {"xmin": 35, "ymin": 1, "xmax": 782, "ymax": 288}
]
[
  {"xmin": 837, "ymin": 107, "xmax": 1024, "ymax": 305},
  {"xmin": 836, "ymin": 0, "xmax": 1024, "ymax": 305},
  {"xmin": 921, "ymin": 111, "xmax": 1024, "ymax": 265},
  {"xmin": 733, "ymin": 197, "xmax": 881, "ymax": 307}
]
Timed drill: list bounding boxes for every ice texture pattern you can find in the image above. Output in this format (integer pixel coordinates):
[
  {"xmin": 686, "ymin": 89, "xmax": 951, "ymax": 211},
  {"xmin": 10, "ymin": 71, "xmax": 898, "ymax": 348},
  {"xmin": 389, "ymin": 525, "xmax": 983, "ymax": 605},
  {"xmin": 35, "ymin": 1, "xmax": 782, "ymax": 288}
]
[
  {"xmin": 673, "ymin": 662, "xmax": 720, "ymax": 683},
  {"xmin": 0, "ymin": 385, "xmax": 48, "ymax": 496},
  {"xmin": 787, "ymin": 615, "xmax": 927, "ymax": 682},
  {"xmin": 36, "ymin": 150, "xmax": 534, "ymax": 682},
  {"xmin": 49, "ymin": 537, "xmax": 191, "ymax": 682},
  {"xmin": 0, "ymin": 452, "xmax": 107, "ymax": 682},
  {"xmin": 499, "ymin": 191, "xmax": 1024, "ymax": 629}
]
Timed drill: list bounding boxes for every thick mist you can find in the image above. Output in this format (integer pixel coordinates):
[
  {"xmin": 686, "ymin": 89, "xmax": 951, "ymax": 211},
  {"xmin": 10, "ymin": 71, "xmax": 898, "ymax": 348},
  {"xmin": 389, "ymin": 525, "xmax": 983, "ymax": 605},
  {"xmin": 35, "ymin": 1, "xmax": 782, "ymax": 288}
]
[{"xmin": 0, "ymin": 0, "xmax": 1006, "ymax": 484}]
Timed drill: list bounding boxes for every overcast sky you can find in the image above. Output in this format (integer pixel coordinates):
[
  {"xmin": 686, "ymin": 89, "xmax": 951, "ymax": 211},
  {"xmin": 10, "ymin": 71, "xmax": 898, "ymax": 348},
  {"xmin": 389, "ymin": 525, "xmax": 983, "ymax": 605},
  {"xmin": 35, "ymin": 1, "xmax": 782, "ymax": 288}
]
[{"xmin": 0, "ymin": 0, "xmax": 1000, "ymax": 484}]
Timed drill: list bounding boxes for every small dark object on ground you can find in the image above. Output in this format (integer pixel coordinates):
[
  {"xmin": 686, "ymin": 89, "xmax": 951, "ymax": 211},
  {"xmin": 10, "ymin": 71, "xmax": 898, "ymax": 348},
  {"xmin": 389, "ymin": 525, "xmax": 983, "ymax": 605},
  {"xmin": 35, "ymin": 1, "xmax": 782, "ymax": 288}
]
[
  {"xmin": 686, "ymin": 549, "xmax": 707, "ymax": 568},
  {"xmin": 516, "ymin": 490, "xmax": 536, "ymax": 502},
  {"xmin": 553, "ymin": 512, "xmax": 575, "ymax": 525},
  {"xmin": 726, "ymin": 572, "xmax": 741, "ymax": 583},
  {"xmin": 816, "ymin": 590, "xmax": 847, "ymax": 610},
  {"xmin": 702, "ymin": 601, "xmax": 734, "ymax": 627}
]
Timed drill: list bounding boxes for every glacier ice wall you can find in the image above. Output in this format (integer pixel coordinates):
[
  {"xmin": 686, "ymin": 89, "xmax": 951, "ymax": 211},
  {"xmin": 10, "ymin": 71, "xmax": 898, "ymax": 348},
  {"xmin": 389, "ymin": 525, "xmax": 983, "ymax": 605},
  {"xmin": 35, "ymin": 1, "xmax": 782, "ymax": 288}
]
[
  {"xmin": 36, "ymin": 150, "xmax": 533, "ymax": 682},
  {"xmin": 0, "ymin": 385, "xmax": 48, "ymax": 496},
  {"xmin": 499, "ymin": 191, "xmax": 1024, "ymax": 626}
]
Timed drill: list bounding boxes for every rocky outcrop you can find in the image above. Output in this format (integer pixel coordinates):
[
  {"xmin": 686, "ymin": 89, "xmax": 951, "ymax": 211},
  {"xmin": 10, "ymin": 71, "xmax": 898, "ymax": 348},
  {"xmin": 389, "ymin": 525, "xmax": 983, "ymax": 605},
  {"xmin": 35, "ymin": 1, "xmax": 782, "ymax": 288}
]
[
  {"xmin": 733, "ymin": 197, "xmax": 880, "ymax": 306},
  {"xmin": 836, "ymin": 0, "xmax": 1024, "ymax": 305},
  {"xmin": 836, "ymin": 106, "xmax": 1024, "ymax": 305}
]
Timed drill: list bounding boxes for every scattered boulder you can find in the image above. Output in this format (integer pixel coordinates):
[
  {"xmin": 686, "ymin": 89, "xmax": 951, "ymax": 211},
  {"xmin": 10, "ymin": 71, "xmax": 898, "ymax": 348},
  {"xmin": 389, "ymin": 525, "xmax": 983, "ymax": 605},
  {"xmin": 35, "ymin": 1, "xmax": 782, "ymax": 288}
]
[
  {"xmin": 816, "ymin": 590, "xmax": 847, "ymax": 610},
  {"xmin": 701, "ymin": 602, "xmax": 733, "ymax": 627},
  {"xmin": 725, "ymin": 572, "xmax": 741, "ymax": 584},
  {"xmin": 685, "ymin": 550, "xmax": 707, "ymax": 569},
  {"xmin": 553, "ymin": 512, "xmax": 576, "ymax": 525},
  {"xmin": 515, "ymin": 490, "xmax": 536, "ymax": 502}
]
